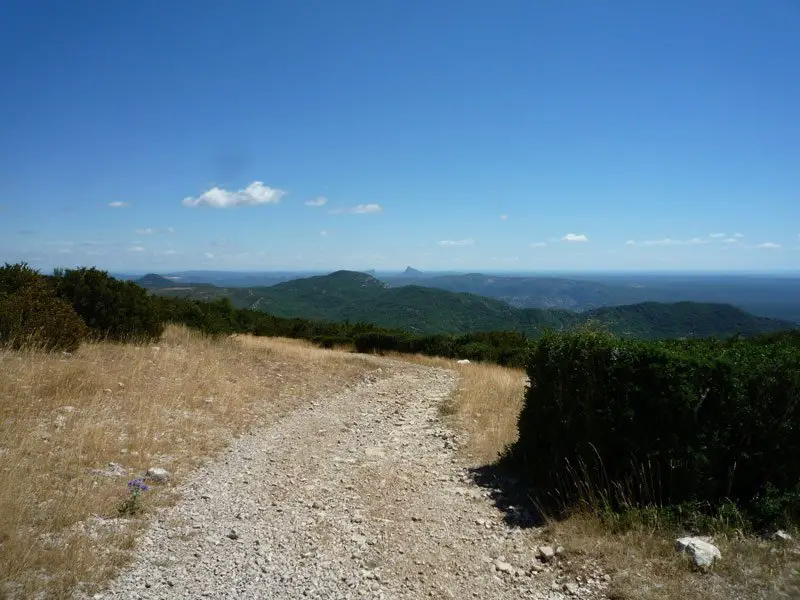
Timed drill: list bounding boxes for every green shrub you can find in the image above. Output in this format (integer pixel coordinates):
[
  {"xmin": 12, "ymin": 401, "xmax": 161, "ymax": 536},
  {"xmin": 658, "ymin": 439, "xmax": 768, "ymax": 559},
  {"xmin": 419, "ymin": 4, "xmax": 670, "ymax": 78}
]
[
  {"xmin": 0, "ymin": 262, "xmax": 45, "ymax": 295},
  {"xmin": 506, "ymin": 327, "xmax": 800, "ymax": 530},
  {"xmin": 53, "ymin": 267, "xmax": 164, "ymax": 342},
  {"xmin": 0, "ymin": 264, "xmax": 87, "ymax": 352}
]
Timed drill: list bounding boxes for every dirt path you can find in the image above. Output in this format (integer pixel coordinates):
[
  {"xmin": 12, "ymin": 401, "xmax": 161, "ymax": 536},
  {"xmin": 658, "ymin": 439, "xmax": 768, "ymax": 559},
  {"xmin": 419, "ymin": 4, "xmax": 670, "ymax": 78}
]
[{"xmin": 90, "ymin": 361, "xmax": 608, "ymax": 600}]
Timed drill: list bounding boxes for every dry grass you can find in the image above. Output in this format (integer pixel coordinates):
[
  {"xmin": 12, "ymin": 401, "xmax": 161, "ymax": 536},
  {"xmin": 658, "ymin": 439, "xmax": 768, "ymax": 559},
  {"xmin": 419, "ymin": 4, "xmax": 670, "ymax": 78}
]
[
  {"xmin": 397, "ymin": 354, "xmax": 527, "ymax": 464},
  {"xmin": 394, "ymin": 353, "xmax": 800, "ymax": 600},
  {"xmin": 0, "ymin": 326, "xmax": 375, "ymax": 599}
]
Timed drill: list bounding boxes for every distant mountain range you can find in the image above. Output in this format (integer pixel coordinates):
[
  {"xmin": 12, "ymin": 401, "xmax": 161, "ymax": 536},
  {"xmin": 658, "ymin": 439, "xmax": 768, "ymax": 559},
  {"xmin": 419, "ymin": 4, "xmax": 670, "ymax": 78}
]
[
  {"xmin": 123, "ymin": 268, "xmax": 800, "ymax": 325},
  {"xmin": 381, "ymin": 270, "xmax": 800, "ymax": 323},
  {"xmin": 139, "ymin": 271, "xmax": 797, "ymax": 339}
]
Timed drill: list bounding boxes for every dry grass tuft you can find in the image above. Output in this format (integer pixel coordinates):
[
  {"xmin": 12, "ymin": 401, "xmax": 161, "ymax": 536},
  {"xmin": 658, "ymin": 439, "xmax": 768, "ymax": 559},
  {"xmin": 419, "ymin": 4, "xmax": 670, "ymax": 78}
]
[
  {"xmin": 390, "ymin": 353, "xmax": 526, "ymax": 464},
  {"xmin": 0, "ymin": 326, "xmax": 374, "ymax": 599},
  {"xmin": 396, "ymin": 353, "xmax": 800, "ymax": 600}
]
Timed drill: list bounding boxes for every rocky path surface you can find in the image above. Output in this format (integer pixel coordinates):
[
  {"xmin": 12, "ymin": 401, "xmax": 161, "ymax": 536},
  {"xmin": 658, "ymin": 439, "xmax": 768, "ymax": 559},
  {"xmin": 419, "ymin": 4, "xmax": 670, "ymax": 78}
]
[{"xmin": 92, "ymin": 361, "xmax": 609, "ymax": 600}]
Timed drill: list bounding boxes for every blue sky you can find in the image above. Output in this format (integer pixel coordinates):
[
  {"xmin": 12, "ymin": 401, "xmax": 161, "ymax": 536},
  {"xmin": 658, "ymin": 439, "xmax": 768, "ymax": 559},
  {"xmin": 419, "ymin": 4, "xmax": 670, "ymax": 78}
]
[{"xmin": 1, "ymin": 1, "xmax": 798, "ymax": 273}]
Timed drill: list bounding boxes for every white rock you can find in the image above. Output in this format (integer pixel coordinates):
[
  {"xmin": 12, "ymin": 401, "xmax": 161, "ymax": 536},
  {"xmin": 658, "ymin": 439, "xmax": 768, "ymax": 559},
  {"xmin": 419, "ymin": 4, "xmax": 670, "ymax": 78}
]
[
  {"xmin": 494, "ymin": 560, "xmax": 514, "ymax": 574},
  {"xmin": 537, "ymin": 545, "xmax": 556, "ymax": 562},
  {"xmin": 145, "ymin": 467, "xmax": 170, "ymax": 482},
  {"xmin": 675, "ymin": 537, "xmax": 721, "ymax": 568},
  {"xmin": 563, "ymin": 582, "xmax": 580, "ymax": 595},
  {"xmin": 774, "ymin": 530, "xmax": 793, "ymax": 542}
]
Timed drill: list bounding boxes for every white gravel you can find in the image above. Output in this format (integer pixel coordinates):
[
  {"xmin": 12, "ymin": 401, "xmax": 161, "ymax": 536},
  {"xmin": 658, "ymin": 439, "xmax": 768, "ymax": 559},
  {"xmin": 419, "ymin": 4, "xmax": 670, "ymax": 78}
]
[{"xmin": 88, "ymin": 362, "xmax": 609, "ymax": 600}]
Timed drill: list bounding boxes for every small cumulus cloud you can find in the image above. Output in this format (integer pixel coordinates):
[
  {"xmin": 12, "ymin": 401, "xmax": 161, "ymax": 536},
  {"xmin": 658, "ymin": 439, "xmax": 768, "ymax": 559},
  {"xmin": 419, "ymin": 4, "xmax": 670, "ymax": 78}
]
[
  {"xmin": 204, "ymin": 252, "xmax": 214, "ymax": 258},
  {"xmin": 531, "ymin": 242, "xmax": 547, "ymax": 248},
  {"xmin": 709, "ymin": 232, "xmax": 726, "ymax": 238},
  {"xmin": 756, "ymin": 242, "xmax": 781, "ymax": 249},
  {"xmin": 305, "ymin": 196, "xmax": 327, "ymax": 207},
  {"xmin": 734, "ymin": 233, "xmax": 745, "ymax": 238},
  {"xmin": 562, "ymin": 233, "xmax": 588, "ymax": 243},
  {"xmin": 625, "ymin": 240, "xmax": 636, "ymax": 246},
  {"xmin": 723, "ymin": 237, "xmax": 739, "ymax": 243},
  {"xmin": 320, "ymin": 230, "xmax": 328, "ymax": 236},
  {"xmin": 128, "ymin": 246, "xmax": 146, "ymax": 253},
  {"xmin": 500, "ymin": 214, "xmax": 509, "ymax": 221},
  {"xmin": 57, "ymin": 248, "xmax": 72, "ymax": 254},
  {"xmin": 330, "ymin": 203, "xmax": 382, "ymax": 215},
  {"xmin": 108, "ymin": 201, "xmax": 130, "ymax": 208},
  {"xmin": 351, "ymin": 204, "xmax": 382, "ymax": 214},
  {"xmin": 438, "ymin": 239, "xmax": 475, "ymax": 247},
  {"xmin": 182, "ymin": 181, "xmax": 285, "ymax": 208}
]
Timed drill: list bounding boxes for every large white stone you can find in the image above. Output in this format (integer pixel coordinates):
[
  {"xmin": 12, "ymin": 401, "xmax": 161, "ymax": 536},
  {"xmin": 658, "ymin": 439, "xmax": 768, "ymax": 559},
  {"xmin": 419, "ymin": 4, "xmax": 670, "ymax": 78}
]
[
  {"xmin": 675, "ymin": 537, "xmax": 721, "ymax": 569},
  {"xmin": 145, "ymin": 467, "xmax": 170, "ymax": 482}
]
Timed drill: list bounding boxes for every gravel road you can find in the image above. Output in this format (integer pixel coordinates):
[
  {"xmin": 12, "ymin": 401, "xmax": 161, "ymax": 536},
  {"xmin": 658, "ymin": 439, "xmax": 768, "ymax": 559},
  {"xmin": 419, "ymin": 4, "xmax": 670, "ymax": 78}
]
[{"xmin": 91, "ymin": 361, "xmax": 609, "ymax": 600}]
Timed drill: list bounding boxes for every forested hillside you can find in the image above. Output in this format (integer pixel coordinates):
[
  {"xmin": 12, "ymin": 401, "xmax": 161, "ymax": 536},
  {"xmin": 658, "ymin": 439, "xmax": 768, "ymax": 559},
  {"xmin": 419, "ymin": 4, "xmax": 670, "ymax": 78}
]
[{"xmin": 139, "ymin": 270, "xmax": 796, "ymax": 339}]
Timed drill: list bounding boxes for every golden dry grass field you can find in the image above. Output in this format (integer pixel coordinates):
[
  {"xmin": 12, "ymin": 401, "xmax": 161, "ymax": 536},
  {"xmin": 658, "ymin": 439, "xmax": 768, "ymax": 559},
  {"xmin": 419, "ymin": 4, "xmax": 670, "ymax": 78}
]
[
  {"xmin": 0, "ymin": 327, "xmax": 376, "ymax": 598},
  {"xmin": 1, "ymin": 331, "xmax": 797, "ymax": 599}
]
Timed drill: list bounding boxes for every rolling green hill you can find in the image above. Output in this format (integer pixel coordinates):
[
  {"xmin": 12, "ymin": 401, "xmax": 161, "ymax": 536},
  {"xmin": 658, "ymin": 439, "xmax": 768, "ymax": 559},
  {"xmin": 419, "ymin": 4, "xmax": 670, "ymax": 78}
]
[{"xmin": 138, "ymin": 270, "xmax": 796, "ymax": 339}]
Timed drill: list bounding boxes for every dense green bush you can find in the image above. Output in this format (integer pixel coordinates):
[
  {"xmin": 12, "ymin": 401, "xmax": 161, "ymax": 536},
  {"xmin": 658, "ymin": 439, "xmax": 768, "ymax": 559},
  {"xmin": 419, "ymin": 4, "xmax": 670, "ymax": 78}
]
[
  {"xmin": 0, "ymin": 263, "xmax": 87, "ymax": 351},
  {"xmin": 53, "ymin": 267, "xmax": 165, "ymax": 342},
  {"xmin": 506, "ymin": 328, "xmax": 800, "ymax": 530}
]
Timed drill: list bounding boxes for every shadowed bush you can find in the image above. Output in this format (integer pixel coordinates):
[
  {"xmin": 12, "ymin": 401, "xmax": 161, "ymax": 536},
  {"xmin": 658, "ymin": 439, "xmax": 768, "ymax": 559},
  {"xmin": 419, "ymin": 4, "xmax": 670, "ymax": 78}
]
[
  {"xmin": 0, "ymin": 263, "xmax": 88, "ymax": 352},
  {"xmin": 506, "ymin": 327, "xmax": 800, "ymax": 531}
]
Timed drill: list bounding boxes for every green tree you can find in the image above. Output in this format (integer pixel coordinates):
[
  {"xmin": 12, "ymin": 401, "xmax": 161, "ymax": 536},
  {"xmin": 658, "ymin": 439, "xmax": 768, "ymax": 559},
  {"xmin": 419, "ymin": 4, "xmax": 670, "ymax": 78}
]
[{"xmin": 53, "ymin": 267, "xmax": 164, "ymax": 342}]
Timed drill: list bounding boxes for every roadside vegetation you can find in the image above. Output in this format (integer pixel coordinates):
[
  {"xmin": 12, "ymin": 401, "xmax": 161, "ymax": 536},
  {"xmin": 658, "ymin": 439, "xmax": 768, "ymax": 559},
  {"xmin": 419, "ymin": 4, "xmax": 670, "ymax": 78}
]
[
  {"xmin": 1, "ymin": 262, "xmax": 798, "ymax": 599},
  {"xmin": 419, "ymin": 335, "xmax": 800, "ymax": 600},
  {"xmin": 0, "ymin": 265, "xmax": 377, "ymax": 597}
]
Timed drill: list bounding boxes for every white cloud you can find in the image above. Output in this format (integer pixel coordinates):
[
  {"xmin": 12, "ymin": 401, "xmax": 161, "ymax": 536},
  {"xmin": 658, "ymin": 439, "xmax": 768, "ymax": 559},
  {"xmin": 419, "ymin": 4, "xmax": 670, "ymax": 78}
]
[
  {"xmin": 330, "ymin": 203, "xmax": 382, "ymax": 215},
  {"xmin": 352, "ymin": 204, "xmax": 382, "ymax": 214},
  {"xmin": 57, "ymin": 248, "xmax": 72, "ymax": 254},
  {"xmin": 108, "ymin": 201, "xmax": 130, "ymax": 208},
  {"xmin": 500, "ymin": 214, "xmax": 509, "ymax": 221},
  {"xmin": 438, "ymin": 239, "xmax": 475, "ymax": 247},
  {"xmin": 531, "ymin": 242, "xmax": 547, "ymax": 248},
  {"xmin": 709, "ymin": 232, "xmax": 726, "ymax": 238},
  {"xmin": 562, "ymin": 233, "xmax": 589, "ymax": 243},
  {"xmin": 734, "ymin": 233, "xmax": 745, "ymax": 238},
  {"xmin": 628, "ymin": 237, "xmax": 708, "ymax": 247},
  {"xmin": 182, "ymin": 181, "xmax": 286, "ymax": 208},
  {"xmin": 163, "ymin": 250, "xmax": 179, "ymax": 255},
  {"xmin": 723, "ymin": 237, "xmax": 739, "ymax": 243},
  {"xmin": 320, "ymin": 230, "xmax": 328, "ymax": 237},
  {"xmin": 204, "ymin": 252, "xmax": 214, "ymax": 258},
  {"xmin": 756, "ymin": 242, "xmax": 781, "ymax": 249},
  {"xmin": 128, "ymin": 246, "xmax": 146, "ymax": 253},
  {"xmin": 305, "ymin": 196, "xmax": 327, "ymax": 207},
  {"xmin": 164, "ymin": 226, "xmax": 175, "ymax": 234}
]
